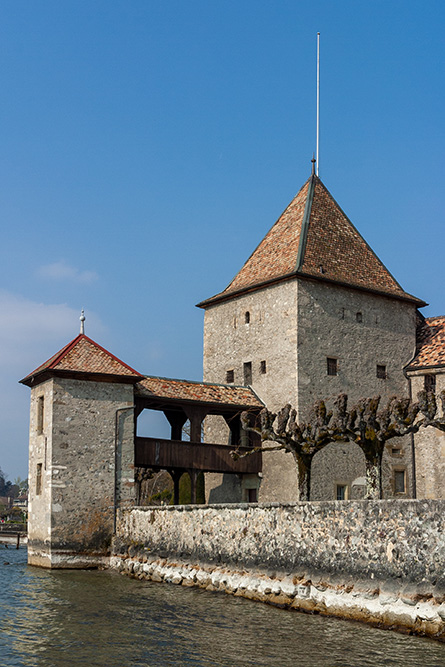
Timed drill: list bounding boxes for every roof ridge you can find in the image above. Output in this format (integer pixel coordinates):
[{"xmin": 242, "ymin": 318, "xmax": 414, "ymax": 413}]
[{"xmin": 295, "ymin": 173, "xmax": 316, "ymax": 271}]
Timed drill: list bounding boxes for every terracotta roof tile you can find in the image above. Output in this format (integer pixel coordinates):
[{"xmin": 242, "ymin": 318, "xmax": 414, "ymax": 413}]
[
  {"xmin": 198, "ymin": 175, "xmax": 424, "ymax": 307},
  {"xmin": 221, "ymin": 180, "xmax": 310, "ymax": 294},
  {"xmin": 20, "ymin": 334, "xmax": 143, "ymax": 384},
  {"xmin": 136, "ymin": 376, "xmax": 263, "ymax": 408},
  {"xmin": 406, "ymin": 316, "xmax": 445, "ymax": 370}
]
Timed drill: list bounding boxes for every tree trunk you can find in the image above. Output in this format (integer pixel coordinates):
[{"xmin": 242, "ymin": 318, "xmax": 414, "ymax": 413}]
[
  {"xmin": 364, "ymin": 453, "xmax": 382, "ymax": 500},
  {"xmin": 292, "ymin": 452, "xmax": 311, "ymax": 501}
]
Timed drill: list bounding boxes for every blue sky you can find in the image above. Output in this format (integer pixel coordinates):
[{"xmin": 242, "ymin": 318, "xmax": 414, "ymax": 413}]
[{"xmin": 1, "ymin": 1, "xmax": 444, "ymax": 479}]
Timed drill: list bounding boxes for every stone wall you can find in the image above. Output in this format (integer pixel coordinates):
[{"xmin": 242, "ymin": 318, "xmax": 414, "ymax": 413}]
[
  {"xmin": 409, "ymin": 371, "xmax": 445, "ymax": 499},
  {"xmin": 203, "ymin": 276, "xmax": 417, "ymax": 503},
  {"xmin": 112, "ymin": 500, "xmax": 445, "ymax": 640},
  {"xmin": 203, "ymin": 280, "xmax": 300, "ymax": 503},
  {"xmin": 297, "ymin": 280, "xmax": 417, "ymax": 500},
  {"xmin": 28, "ymin": 377, "xmax": 135, "ymax": 568}
]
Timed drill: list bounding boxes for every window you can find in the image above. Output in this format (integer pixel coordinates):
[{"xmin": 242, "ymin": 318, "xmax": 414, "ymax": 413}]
[
  {"xmin": 394, "ymin": 470, "xmax": 406, "ymax": 494},
  {"xmin": 243, "ymin": 362, "xmax": 252, "ymax": 385},
  {"xmin": 36, "ymin": 463, "xmax": 42, "ymax": 496},
  {"xmin": 247, "ymin": 488, "xmax": 258, "ymax": 503},
  {"xmin": 327, "ymin": 357, "xmax": 337, "ymax": 376},
  {"xmin": 356, "ymin": 312, "xmax": 363, "ymax": 323},
  {"xmin": 336, "ymin": 484, "xmax": 348, "ymax": 500},
  {"xmin": 260, "ymin": 360, "xmax": 267, "ymax": 375},
  {"xmin": 391, "ymin": 447, "xmax": 401, "ymax": 457},
  {"xmin": 244, "ymin": 311, "xmax": 250, "ymax": 324},
  {"xmin": 37, "ymin": 396, "xmax": 44, "ymax": 434},
  {"xmin": 226, "ymin": 370, "xmax": 234, "ymax": 383},
  {"xmin": 377, "ymin": 364, "xmax": 387, "ymax": 379},
  {"xmin": 424, "ymin": 374, "xmax": 436, "ymax": 393}
]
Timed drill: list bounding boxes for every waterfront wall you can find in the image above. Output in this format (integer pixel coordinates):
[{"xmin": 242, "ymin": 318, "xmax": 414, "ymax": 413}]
[{"xmin": 112, "ymin": 500, "xmax": 445, "ymax": 641}]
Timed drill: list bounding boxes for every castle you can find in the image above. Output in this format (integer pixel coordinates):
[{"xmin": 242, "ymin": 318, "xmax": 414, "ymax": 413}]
[{"xmin": 21, "ymin": 167, "xmax": 445, "ymax": 568}]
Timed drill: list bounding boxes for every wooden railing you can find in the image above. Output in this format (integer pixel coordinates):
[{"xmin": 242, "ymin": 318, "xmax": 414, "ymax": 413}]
[{"xmin": 135, "ymin": 437, "xmax": 261, "ymax": 474}]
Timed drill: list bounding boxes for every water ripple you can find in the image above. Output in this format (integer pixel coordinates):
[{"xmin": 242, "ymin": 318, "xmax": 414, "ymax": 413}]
[{"xmin": 1, "ymin": 548, "xmax": 444, "ymax": 667}]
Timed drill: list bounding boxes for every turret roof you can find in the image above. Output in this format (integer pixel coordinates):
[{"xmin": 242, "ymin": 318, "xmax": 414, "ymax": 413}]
[
  {"xmin": 406, "ymin": 316, "xmax": 445, "ymax": 371},
  {"xmin": 20, "ymin": 334, "xmax": 143, "ymax": 386},
  {"xmin": 197, "ymin": 174, "xmax": 425, "ymax": 308}
]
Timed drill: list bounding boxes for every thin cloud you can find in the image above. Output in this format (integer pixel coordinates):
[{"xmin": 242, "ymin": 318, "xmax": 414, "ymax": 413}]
[
  {"xmin": 37, "ymin": 260, "xmax": 98, "ymax": 284},
  {"xmin": 0, "ymin": 290, "xmax": 104, "ymax": 478}
]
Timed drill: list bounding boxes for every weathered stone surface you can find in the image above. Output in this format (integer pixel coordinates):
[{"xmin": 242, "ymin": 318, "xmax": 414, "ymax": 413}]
[
  {"xmin": 111, "ymin": 501, "xmax": 445, "ymax": 640},
  {"xmin": 28, "ymin": 377, "xmax": 135, "ymax": 568}
]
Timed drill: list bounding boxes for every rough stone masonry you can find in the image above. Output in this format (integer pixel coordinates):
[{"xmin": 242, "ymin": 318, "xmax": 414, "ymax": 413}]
[{"xmin": 112, "ymin": 499, "xmax": 445, "ymax": 642}]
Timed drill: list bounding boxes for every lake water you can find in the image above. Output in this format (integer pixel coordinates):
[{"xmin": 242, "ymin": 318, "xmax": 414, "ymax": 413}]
[{"xmin": 1, "ymin": 547, "xmax": 445, "ymax": 667}]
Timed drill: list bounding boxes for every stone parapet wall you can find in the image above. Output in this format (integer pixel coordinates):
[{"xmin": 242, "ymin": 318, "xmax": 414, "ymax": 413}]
[{"xmin": 112, "ymin": 500, "xmax": 445, "ymax": 640}]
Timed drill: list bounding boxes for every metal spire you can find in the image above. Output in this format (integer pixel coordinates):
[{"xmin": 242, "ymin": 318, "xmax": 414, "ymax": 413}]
[
  {"xmin": 316, "ymin": 32, "xmax": 320, "ymax": 177},
  {"xmin": 80, "ymin": 309, "xmax": 85, "ymax": 335}
]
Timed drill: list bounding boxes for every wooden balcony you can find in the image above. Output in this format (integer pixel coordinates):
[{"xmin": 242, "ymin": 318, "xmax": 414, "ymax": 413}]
[{"xmin": 135, "ymin": 436, "xmax": 262, "ymax": 474}]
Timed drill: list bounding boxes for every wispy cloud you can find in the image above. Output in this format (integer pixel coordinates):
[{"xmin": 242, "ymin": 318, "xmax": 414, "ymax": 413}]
[
  {"xmin": 37, "ymin": 260, "xmax": 98, "ymax": 284},
  {"xmin": 0, "ymin": 290, "xmax": 104, "ymax": 478}
]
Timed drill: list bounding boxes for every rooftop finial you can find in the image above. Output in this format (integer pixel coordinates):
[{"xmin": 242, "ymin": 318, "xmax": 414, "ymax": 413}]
[
  {"xmin": 311, "ymin": 154, "xmax": 316, "ymax": 176},
  {"xmin": 80, "ymin": 309, "xmax": 85, "ymax": 335}
]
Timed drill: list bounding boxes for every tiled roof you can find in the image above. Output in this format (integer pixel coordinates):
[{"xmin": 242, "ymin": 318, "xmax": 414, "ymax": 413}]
[
  {"xmin": 406, "ymin": 316, "xmax": 445, "ymax": 370},
  {"xmin": 197, "ymin": 174, "xmax": 424, "ymax": 307},
  {"xmin": 20, "ymin": 334, "xmax": 143, "ymax": 385},
  {"xmin": 136, "ymin": 376, "xmax": 264, "ymax": 408}
]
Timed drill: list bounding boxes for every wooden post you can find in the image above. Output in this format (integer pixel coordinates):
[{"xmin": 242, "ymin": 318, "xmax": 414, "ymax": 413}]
[
  {"xmin": 16, "ymin": 533, "xmax": 20, "ymax": 549},
  {"xmin": 169, "ymin": 469, "xmax": 183, "ymax": 505},
  {"xmin": 188, "ymin": 469, "xmax": 197, "ymax": 504}
]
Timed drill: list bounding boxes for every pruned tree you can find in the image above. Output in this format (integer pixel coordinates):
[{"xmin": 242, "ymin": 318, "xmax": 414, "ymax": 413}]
[
  {"xmin": 235, "ymin": 392, "xmax": 427, "ymax": 501},
  {"xmin": 343, "ymin": 395, "xmax": 421, "ymax": 499},
  {"xmin": 236, "ymin": 397, "xmax": 348, "ymax": 501},
  {"xmin": 417, "ymin": 389, "xmax": 445, "ymax": 432}
]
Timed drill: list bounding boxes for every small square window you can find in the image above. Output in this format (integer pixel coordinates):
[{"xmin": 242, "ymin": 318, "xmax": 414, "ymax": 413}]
[
  {"xmin": 327, "ymin": 358, "xmax": 337, "ymax": 376},
  {"xmin": 424, "ymin": 374, "xmax": 436, "ymax": 393},
  {"xmin": 377, "ymin": 364, "xmax": 387, "ymax": 379},
  {"xmin": 226, "ymin": 370, "xmax": 234, "ymax": 383},
  {"xmin": 336, "ymin": 484, "xmax": 348, "ymax": 500},
  {"xmin": 394, "ymin": 470, "xmax": 406, "ymax": 494},
  {"xmin": 260, "ymin": 360, "xmax": 266, "ymax": 374}
]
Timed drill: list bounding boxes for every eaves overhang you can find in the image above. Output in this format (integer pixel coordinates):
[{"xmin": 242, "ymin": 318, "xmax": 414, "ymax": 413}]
[{"xmin": 196, "ymin": 271, "xmax": 427, "ymax": 310}]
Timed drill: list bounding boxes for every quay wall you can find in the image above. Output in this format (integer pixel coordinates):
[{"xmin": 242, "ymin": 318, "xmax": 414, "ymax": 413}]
[{"xmin": 112, "ymin": 500, "xmax": 445, "ymax": 641}]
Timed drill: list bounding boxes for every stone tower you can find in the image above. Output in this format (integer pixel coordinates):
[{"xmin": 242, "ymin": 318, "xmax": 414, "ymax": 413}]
[
  {"xmin": 198, "ymin": 171, "xmax": 425, "ymax": 502},
  {"xmin": 20, "ymin": 334, "xmax": 142, "ymax": 568}
]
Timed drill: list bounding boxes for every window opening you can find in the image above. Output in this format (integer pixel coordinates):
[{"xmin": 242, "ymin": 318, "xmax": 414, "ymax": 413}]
[
  {"xmin": 36, "ymin": 463, "xmax": 42, "ymax": 496},
  {"xmin": 336, "ymin": 484, "xmax": 348, "ymax": 500},
  {"xmin": 226, "ymin": 370, "xmax": 234, "ymax": 383},
  {"xmin": 327, "ymin": 358, "xmax": 337, "ymax": 376},
  {"xmin": 356, "ymin": 312, "xmax": 363, "ymax": 323},
  {"xmin": 244, "ymin": 311, "xmax": 250, "ymax": 324},
  {"xmin": 243, "ymin": 362, "xmax": 252, "ymax": 385},
  {"xmin": 260, "ymin": 360, "xmax": 266, "ymax": 375},
  {"xmin": 377, "ymin": 364, "xmax": 387, "ymax": 379},
  {"xmin": 391, "ymin": 447, "xmax": 401, "ymax": 456},
  {"xmin": 37, "ymin": 396, "xmax": 44, "ymax": 434},
  {"xmin": 248, "ymin": 488, "xmax": 258, "ymax": 503},
  {"xmin": 394, "ymin": 470, "xmax": 406, "ymax": 494},
  {"xmin": 424, "ymin": 374, "xmax": 436, "ymax": 393}
]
